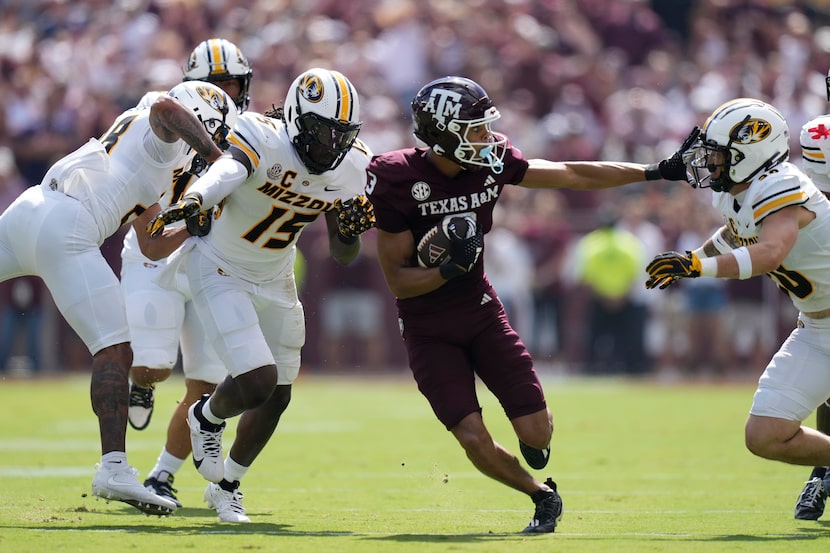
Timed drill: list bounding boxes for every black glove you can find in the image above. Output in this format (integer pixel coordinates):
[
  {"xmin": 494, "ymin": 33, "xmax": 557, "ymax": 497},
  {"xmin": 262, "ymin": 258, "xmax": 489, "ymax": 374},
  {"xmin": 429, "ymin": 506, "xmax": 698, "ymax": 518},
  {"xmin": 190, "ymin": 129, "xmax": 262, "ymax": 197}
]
[
  {"xmin": 334, "ymin": 195, "xmax": 375, "ymax": 241},
  {"xmin": 147, "ymin": 192, "xmax": 203, "ymax": 238},
  {"xmin": 645, "ymin": 127, "xmax": 701, "ymax": 181},
  {"xmin": 644, "ymin": 250, "xmax": 702, "ymax": 290},
  {"xmin": 439, "ymin": 217, "xmax": 484, "ymax": 280},
  {"xmin": 185, "ymin": 209, "xmax": 212, "ymax": 237}
]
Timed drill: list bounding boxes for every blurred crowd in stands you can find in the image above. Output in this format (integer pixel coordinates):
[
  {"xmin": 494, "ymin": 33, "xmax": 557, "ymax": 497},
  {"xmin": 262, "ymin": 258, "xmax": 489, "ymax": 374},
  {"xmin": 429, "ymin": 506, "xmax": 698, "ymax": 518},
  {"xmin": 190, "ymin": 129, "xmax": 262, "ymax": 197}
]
[{"xmin": 0, "ymin": 0, "xmax": 827, "ymax": 379}]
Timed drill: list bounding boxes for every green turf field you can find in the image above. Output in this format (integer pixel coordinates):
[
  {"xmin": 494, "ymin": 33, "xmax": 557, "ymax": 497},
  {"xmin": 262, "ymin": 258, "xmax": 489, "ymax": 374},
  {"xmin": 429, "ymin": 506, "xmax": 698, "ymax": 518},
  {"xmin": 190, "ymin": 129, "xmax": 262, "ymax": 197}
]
[{"xmin": 0, "ymin": 372, "xmax": 827, "ymax": 552}]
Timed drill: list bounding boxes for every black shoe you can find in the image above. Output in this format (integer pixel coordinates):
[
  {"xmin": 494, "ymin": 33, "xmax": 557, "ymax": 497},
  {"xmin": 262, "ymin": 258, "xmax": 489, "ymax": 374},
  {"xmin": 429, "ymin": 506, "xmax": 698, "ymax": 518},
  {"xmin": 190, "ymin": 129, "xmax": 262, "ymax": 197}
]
[
  {"xmin": 522, "ymin": 478, "xmax": 563, "ymax": 534},
  {"xmin": 128, "ymin": 382, "xmax": 155, "ymax": 431},
  {"xmin": 144, "ymin": 471, "xmax": 182, "ymax": 509},
  {"xmin": 519, "ymin": 441, "xmax": 550, "ymax": 470},
  {"xmin": 794, "ymin": 475, "xmax": 828, "ymax": 520}
]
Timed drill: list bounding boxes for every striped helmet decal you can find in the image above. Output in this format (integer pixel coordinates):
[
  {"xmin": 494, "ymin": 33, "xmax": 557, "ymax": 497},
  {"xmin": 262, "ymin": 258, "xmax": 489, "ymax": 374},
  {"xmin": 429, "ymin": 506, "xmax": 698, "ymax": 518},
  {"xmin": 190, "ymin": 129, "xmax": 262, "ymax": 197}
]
[
  {"xmin": 206, "ymin": 39, "xmax": 229, "ymax": 76},
  {"xmin": 330, "ymin": 70, "xmax": 355, "ymax": 123}
]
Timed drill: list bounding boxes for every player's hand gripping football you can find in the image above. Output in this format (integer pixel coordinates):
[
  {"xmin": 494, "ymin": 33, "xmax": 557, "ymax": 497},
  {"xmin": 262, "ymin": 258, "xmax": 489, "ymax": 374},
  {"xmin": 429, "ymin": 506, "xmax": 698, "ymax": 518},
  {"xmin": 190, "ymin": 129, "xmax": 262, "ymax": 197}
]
[
  {"xmin": 647, "ymin": 126, "xmax": 701, "ymax": 182},
  {"xmin": 645, "ymin": 250, "xmax": 702, "ymax": 290},
  {"xmin": 147, "ymin": 192, "xmax": 203, "ymax": 238},
  {"xmin": 440, "ymin": 217, "xmax": 484, "ymax": 280},
  {"xmin": 334, "ymin": 195, "xmax": 375, "ymax": 240}
]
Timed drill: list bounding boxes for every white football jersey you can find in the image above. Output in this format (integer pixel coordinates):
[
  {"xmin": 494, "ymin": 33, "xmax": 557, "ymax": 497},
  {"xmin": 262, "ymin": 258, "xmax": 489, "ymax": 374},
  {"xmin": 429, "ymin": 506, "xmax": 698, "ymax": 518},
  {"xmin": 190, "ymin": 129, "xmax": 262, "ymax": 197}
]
[
  {"xmin": 194, "ymin": 111, "xmax": 371, "ymax": 283},
  {"xmin": 800, "ymin": 114, "xmax": 830, "ymax": 193},
  {"xmin": 711, "ymin": 161, "xmax": 830, "ymax": 313},
  {"xmin": 42, "ymin": 107, "xmax": 192, "ymax": 242}
]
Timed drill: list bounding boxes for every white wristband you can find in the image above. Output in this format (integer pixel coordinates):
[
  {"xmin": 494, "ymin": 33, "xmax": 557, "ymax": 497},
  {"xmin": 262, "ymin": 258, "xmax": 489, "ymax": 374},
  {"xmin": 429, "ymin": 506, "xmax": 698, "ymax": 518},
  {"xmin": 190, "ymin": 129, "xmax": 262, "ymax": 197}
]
[
  {"xmin": 698, "ymin": 256, "xmax": 718, "ymax": 277},
  {"xmin": 711, "ymin": 228, "xmax": 732, "ymax": 255},
  {"xmin": 732, "ymin": 246, "xmax": 753, "ymax": 279},
  {"xmin": 692, "ymin": 247, "xmax": 706, "ymax": 258}
]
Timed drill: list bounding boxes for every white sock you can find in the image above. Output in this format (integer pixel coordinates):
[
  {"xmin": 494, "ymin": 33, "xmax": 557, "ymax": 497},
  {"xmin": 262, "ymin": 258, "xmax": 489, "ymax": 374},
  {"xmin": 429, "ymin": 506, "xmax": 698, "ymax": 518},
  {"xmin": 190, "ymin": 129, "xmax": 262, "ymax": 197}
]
[
  {"xmin": 101, "ymin": 451, "xmax": 128, "ymax": 468},
  {"xmin": 150, "ymin": 448, "xmax": 185, "ymax": 480},
  {"xmin": 224, "ymin": 455, "xmax": 250, "ymax": 484},
  {"xmin": 201, "ymin": 396, "xmax": 225, "ymax": 425}
]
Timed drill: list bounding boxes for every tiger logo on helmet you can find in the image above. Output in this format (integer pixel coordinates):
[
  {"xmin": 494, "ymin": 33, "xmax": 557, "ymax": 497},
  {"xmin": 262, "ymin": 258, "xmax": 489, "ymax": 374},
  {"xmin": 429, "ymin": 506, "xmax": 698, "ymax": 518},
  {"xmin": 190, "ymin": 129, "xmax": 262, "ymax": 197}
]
[
  {"xmin": 732, "ymin": 118, "xmax": 772, "ymax": 145},
  {"xmin": 299, "ymin": 74, "xmax": 325, "ymax": 103}
]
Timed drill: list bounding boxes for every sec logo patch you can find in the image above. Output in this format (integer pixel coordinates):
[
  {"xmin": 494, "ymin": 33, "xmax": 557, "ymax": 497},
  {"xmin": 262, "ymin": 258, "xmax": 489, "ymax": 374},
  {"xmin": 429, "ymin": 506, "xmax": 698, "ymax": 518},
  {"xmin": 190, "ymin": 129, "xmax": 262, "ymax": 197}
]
[{"xmin": 411, "ymin": 181, "xmax": 430, "ymax": 201}]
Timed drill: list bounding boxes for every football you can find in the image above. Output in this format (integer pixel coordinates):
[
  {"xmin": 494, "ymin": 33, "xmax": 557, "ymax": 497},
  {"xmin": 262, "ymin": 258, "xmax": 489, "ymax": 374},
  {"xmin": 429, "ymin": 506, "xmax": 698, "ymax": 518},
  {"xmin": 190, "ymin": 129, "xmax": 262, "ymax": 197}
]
[{"xmin": 416, "ymin": 214, "xmax": 477, "ymax": 268}]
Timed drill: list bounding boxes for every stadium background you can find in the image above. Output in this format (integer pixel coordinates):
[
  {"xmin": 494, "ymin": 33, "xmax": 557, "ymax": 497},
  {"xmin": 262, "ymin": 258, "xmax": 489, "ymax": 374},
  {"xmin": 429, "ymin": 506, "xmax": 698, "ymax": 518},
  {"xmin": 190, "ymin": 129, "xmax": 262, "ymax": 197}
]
[{"xmin": 0, "ymin": 0, "xmax": 826, "ymax": 379}]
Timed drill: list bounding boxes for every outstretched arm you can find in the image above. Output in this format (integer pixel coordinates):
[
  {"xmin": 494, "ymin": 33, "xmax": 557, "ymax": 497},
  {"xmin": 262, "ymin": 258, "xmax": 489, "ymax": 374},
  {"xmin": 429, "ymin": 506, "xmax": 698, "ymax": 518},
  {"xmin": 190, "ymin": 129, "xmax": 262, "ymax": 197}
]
[
  {"xmin": 146, "ymin": 155, "xmax": 247, "ymax": 237},
  {"xmin": 520, "ymin": 160, "xmax": 649, "ymax": 190},
  {"xmin": 521, "ymin": 127, "xmax": 701, "ymax": 190}
]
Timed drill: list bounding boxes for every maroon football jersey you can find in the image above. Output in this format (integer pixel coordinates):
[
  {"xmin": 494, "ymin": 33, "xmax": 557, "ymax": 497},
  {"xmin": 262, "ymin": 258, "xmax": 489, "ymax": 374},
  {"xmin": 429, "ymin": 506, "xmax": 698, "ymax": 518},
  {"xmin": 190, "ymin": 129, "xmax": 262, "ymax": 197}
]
[{"xmin": 367, "ymin": 145, "xmax": 529, "ymax": 315}]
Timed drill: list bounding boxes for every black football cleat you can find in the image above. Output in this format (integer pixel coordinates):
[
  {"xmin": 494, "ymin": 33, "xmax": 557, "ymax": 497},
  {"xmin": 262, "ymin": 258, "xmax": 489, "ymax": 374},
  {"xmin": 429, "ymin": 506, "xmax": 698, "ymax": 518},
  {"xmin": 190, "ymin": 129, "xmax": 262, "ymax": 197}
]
[
  {"xmin": 519, "ymin": 441, "xmax": 550, "ymax": 470},
  {"xmin": 128, "ymin": 382, "xmax": 155, "ymax": 431},
  {"xmin": 795, "ymin": 476, "xmax": 828, "ymax": 520},
  {"xmin": 144, "ymin": 472, "xmax": 183, "ymax": 509},
  {"xmin": 522, "ymin": 478, "xmax": 563, "ymax": 534}
]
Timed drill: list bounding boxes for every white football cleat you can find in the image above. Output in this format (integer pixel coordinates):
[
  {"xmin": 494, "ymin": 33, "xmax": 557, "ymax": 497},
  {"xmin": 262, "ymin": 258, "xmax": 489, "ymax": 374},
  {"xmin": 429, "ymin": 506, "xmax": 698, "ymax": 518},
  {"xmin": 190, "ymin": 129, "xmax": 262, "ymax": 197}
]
[
  {"xmin": 205, "ymin": 481, "xmax": 251, "ymax": 523},
  {"xmin": 187, "ymin": 394, "xmax": 226, "ymax": 483},
  {"xmin": 92, "ymin": 462, "xmax": 177, "ymax": 516}
]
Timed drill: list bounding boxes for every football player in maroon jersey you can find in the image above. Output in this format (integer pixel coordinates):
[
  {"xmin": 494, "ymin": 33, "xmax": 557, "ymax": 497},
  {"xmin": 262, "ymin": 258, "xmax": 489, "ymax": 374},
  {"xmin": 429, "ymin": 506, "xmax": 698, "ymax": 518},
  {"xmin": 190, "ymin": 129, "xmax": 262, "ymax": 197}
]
[{"xmin": 366, "ymin": 76, "xmax": 695, "ymax": 533}]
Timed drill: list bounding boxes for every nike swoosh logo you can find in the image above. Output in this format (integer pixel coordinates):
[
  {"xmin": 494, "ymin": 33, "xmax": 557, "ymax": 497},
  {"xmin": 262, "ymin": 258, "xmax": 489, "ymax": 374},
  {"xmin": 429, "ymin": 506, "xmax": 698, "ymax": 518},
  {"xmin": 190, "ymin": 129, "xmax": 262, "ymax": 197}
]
[
  {"xmin": 324, "ymin": 186, "xmax": 339, "ymax": 192},
  {"xmin": 107, "ymin": 475, "xmax": 130, "ymax": 488}
]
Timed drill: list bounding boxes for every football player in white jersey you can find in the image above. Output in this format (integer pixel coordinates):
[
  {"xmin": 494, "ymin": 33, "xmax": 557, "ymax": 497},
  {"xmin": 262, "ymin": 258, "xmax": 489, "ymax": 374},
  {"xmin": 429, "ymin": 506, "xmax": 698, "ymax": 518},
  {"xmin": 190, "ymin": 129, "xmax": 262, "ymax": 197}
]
[
  {"xmin": 0, "ymin": 79, "xmax": 236, "ymax": 516},
  {"xmin": 791, "ymin": 69, "xmax": 830, "ymax": 520},
  {"xmin": 122, "ymin": 38, "xmax": 253, "ymax": 509},
  {"xmin": 146, "ymin": 68, "xmax": 373, "ymax": 522},
  {"xmin": 645, "ymin": 98, "xmax": 830, "ymax": 507}
]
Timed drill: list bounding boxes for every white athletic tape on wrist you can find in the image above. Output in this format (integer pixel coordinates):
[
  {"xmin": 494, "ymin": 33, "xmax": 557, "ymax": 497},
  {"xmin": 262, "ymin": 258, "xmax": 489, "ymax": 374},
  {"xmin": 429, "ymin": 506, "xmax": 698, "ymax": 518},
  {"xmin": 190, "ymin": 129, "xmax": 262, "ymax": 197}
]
[
  {"xmin": 732, "ymin": 246, "xmax": 753, "ymax": 280},
  {"xmin": 699, "ymin": 255, "xmax": 718, "ymax": 277}
]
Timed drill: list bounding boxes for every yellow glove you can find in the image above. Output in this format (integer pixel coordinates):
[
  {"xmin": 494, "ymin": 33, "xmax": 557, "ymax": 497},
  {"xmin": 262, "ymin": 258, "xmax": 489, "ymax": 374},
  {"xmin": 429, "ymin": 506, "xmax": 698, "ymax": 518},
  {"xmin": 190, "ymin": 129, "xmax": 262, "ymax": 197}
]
[
  {"xmin": 334, "ymin": 195, "xmax": 375, "ymax": 240},
  {"xmin": 644, "ymin": 250, "xmax": 702, "ymax": 290},
  {"xmin": 146, "ymin": 193, "xmax": 203, "ymax": 238}
]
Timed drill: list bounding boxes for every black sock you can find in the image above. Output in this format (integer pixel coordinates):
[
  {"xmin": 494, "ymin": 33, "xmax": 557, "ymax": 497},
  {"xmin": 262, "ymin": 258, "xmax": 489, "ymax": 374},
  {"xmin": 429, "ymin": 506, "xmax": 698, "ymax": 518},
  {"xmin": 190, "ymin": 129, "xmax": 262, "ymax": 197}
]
[
  {"xmin": 219, "ymin": 479, "xmax": 240, "ymax": 493},
  {"xmin": 810, "ymin": 467, "xmax": 827, "ymax": 480}
]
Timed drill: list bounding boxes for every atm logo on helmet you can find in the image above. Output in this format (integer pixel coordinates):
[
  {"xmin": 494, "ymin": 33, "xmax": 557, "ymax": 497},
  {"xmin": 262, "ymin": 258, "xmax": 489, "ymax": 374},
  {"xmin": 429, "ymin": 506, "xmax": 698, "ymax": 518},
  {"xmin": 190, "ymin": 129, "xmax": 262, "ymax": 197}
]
[
  {"xmin": 299, "ymin": 73, "xmax": 324, "ymax": 103},
  {"xmin": 423, "ymin": 89, "xmax": 462, "ymax": 123},
  {"xmin": 731, "ymin": 118, "xmax": 772, "ymax": 145}
]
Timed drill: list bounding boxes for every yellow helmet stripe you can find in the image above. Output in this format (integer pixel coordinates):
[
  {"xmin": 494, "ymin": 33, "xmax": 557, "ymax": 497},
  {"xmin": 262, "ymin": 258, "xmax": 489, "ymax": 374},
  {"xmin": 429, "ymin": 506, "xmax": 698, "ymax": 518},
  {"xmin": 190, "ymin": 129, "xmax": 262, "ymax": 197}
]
[
  {"xmin": 801, "ymin": 146, "xmax": 825, "ymax": 163},
  {"xmin": 208, "ymin": 39, "xmax": 228, "ymax": 76},
  {"xmin": 331, "ymin": 71, "xmax": 352, "ymax": 122}
]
